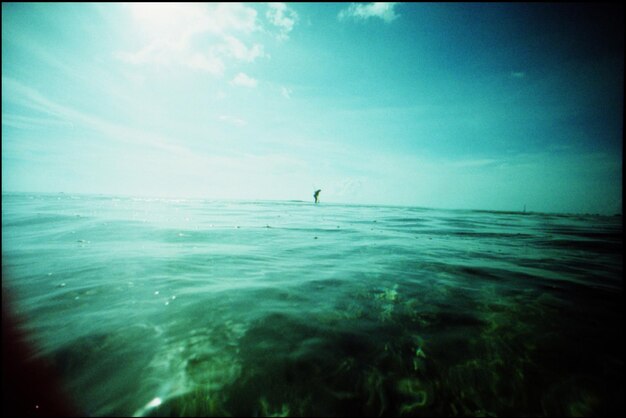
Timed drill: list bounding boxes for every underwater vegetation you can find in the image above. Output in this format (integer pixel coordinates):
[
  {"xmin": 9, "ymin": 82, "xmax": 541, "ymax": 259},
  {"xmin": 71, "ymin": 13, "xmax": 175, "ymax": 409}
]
[{"xmin": 137, "ymin": 279, "xmax": 622, "ymax": 417}]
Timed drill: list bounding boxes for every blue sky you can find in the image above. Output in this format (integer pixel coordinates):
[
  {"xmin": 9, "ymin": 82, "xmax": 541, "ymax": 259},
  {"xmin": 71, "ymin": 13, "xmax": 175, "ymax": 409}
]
[{"xmin": 2, "ymin": 3, "xmax": 623, "ymax": 214}]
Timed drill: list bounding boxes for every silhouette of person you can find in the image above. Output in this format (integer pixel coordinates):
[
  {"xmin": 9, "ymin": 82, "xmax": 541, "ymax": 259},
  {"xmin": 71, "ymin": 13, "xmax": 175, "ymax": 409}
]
[{"xmin": 313, "ymin": 189, "xmax": 321, "ymax": 203}]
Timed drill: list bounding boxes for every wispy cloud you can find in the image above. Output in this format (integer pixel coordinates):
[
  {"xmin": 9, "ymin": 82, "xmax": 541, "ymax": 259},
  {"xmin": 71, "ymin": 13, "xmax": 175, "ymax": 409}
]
[
  {"xmin": 117, "ymin": 3, "xmax": 266, "ymax": 76},
  {"xmin": 266, "ymin": 3, "xmax": 298, "ymax": 40},
  {"xmin": 2, "ymin": 77, "xmax": 190, "ymax": 156},
  {"xmin": 280, "ymin": 86, "xmax": 293, "ymax": 99},
  {"xmin": 186, "ymin": 52, "xmax": 226, "ymax": 75},
  {"xmin": 2, "ymin": 114, "xmax": 74, "ymax": 130},
  {"xmin": 218, "ymin": 115, "xmax": 247, "ymax": 126},
  {"xmin": 231, "ymin": 72, "xmax": 258, "ymax": 88},
  {"xmin": 510, "ymin": 71, "xmax": 526, "ymax": 78},
  {"xmin": 448, "ymin": 158, "xmax": 499, "ymax": 168},
  {"xmin": 338, "ymin": 3, "xmax": 400, "ymax": 23},
  {"xmin": 221, "ymin": 35, "xmax": 265, "ymax": 62}
]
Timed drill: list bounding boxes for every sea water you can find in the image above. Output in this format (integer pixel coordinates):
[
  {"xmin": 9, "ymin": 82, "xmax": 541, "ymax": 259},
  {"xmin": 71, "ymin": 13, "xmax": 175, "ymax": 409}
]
[{"xmin": 2, "ymin": 192, "xmax": 623, "ymax": 416}]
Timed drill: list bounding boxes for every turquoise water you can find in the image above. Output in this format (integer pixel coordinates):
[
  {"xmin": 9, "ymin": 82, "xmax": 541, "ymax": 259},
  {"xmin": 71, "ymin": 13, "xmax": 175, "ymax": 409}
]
[{"xmin": 2, "ymin": 192, "xmax": 623, "ymax": 416}]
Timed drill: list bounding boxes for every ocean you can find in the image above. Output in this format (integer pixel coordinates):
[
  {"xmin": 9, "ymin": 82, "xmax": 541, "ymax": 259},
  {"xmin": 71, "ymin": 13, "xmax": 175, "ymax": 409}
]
[{"xmin": 2, "ymin": 192, "xmax": 623, "ymax": 416}]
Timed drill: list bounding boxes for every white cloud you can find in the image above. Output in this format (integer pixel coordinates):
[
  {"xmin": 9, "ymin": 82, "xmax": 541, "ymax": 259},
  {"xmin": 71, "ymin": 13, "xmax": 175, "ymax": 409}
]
[
  {"xmin": 218, "ymin": 115, "xmax": 247, "ymax": 126},
  {"xmin": 231, "ymin": 72, "xmax": 258, "ymax": 88},
  {"xmin": 266, "ymin": 3, "xmax": 298, "ymax": 40},
  {"xmin": 187, "ymin": 52, "xmax": 225, "ymax": 75},
  {"xmin": 220, "ymin": 36, "xmax": 265, "ymax": 62},
  {"xmin": 338, "ymin": 3, "xmax": 400, "ymax": 23},
  {"xmin": 119, "ymin": 3, "xmax": 266, "ymax": 75},
  {"xmin": 129, "ymin": 3, "xmax": 259, "ymax": 38},
  {"xmin": 210, "ymin": 2, "xmax": 259, "ymax": 34},
  {"xmin": 116, "ymin": 39, "xmax": 184, "ymax": 66},
  {"xmin": 129, "ymin": 3, "xmax": 209, "ymax": 42},
  {"xmin": 280, "ymin": 86, "xmax": 292, "ymax": 99}
]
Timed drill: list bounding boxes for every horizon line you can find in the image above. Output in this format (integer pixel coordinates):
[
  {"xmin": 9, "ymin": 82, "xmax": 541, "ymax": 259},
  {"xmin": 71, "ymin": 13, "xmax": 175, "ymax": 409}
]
[{"xmin": 2, "ymin": 190, "xmax": 622, "ymax": 217}]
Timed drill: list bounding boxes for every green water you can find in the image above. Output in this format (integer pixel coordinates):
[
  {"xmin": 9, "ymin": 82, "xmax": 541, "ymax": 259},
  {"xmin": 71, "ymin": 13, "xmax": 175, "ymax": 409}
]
[{"xmin": 2, "ymin": 193, "xmax": 623, "ymax": 416}]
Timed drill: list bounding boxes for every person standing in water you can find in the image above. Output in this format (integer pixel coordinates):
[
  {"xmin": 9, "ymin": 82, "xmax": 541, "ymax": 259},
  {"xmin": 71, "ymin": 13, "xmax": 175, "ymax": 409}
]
[{"xmin": 313, "ymin": 189, "xmax": 321, "ymax": 203}]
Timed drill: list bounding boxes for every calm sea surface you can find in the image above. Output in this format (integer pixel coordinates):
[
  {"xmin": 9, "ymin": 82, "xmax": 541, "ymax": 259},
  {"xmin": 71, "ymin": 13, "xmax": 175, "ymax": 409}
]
[{"xmin": 2, "ymin": 193, "xmax": 623, "ymax": 416}]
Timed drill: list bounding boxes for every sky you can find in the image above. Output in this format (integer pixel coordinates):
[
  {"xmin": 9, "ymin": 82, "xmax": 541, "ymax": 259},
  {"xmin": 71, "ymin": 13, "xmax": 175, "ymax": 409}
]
[{"xmin": 2, "ymin": 2, "xmax": 623, "ymax": 214}]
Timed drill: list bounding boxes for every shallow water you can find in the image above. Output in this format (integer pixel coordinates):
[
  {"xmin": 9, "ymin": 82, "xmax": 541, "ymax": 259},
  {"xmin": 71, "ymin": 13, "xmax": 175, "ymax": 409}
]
[{"xmin": 2, "ymin": 192, "xmax": 623, "ymax": 416}]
